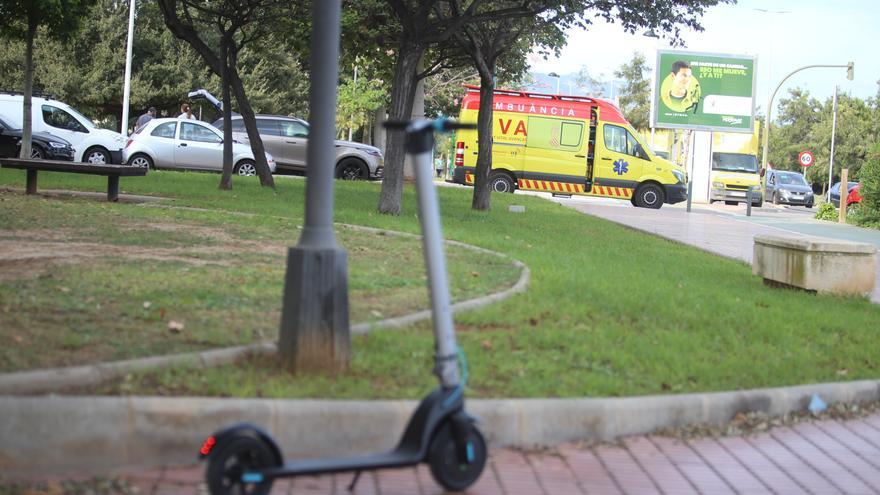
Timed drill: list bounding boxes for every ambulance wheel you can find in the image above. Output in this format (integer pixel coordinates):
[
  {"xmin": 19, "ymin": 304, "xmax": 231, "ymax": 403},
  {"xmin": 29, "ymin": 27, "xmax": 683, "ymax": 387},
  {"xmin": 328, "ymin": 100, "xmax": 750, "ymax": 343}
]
[
  {"xmin": 428, "ymin": 421, "xmax": 487, "ymax": 492},
  {"xmin": 633, "ymin": 183, "xmax": 664, "ymax": 209},
  {"xmin": 489, "ymin": 172, "xmax": 515, "ymax": 193},
  {"xmin": 206, "ymin": 435, "xmax": 275, "ymax": 495},
  {"xmin": 724, "ymin": 201, "xmax": 738, "ymax": 206}
]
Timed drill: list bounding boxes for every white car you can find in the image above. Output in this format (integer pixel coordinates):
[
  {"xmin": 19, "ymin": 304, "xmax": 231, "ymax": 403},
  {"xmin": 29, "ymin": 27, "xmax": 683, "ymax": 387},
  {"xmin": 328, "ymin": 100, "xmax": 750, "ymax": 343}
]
[
  {"xmin": 0, "ymin": 91, "xmax": 127, "ymax": 164},
  {"xmin": 123, "ymin": 118, "xmax": 276, "ymax": 175}
]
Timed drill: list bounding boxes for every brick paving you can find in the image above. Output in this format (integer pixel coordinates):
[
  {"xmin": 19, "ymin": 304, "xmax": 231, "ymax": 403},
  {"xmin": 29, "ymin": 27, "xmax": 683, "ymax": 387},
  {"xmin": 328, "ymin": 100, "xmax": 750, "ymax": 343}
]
[{"xmin": 12, "ymin": 412, "xmax": 880, "ymax": 494}]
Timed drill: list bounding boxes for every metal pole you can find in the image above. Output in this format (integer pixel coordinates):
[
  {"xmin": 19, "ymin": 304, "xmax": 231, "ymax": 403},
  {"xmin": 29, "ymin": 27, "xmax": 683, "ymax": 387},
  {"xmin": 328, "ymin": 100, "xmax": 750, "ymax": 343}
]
[
  {"xmin": 826, "ymin": 85, "xmax": 838, "ymax": 198},
  {"xmin": 120, "ymin": 0, "xmax": 136, "ymax": 135},
  {"xmin": 747, "ymin": 186, "xmax": 753, "ymax": 216},
  {"xmin": 300, "ymin": 1, "xmax": 341, "ymax": 250},
  {"xmin": 278, "ymin": 0, "xmax": 350, "ymax": 372},
  {"xmin": 686, "ymin": 130, "xmax": 694, "ymax": 212},
  {"xmin": 705, "ymin": 130, "xmax": 714, "ymax": 208},
  {"xmin": 761, "ymin": 64, "xmax": 852, "ymax": 174}
]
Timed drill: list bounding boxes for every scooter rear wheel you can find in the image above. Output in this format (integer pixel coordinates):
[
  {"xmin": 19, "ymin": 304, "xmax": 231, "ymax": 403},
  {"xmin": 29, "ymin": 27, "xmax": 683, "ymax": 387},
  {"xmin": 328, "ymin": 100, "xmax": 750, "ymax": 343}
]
[
  {"xmin": 428, "ymin": 421, "xmax": 487, "ymax": 492},
  {"xmin": 206, "ymin": 435, "xmax": 275, "ymax": 495}
]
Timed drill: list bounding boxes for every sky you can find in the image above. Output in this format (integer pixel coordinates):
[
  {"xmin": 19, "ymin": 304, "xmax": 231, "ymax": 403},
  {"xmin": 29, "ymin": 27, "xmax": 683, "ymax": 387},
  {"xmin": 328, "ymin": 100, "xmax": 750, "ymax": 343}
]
[{"xmin": 528, "ymin": 0, "xmax": 879, "ymax": 112}]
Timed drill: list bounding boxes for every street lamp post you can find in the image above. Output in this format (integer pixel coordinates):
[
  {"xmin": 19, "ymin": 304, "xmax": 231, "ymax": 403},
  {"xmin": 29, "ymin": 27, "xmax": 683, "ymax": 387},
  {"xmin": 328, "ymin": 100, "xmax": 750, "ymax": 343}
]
[
  {"xmin": 548, "ymin": 72, "xmax": 560, "ymax": 94},
  {"xmin": 278, "ymin": 0, "xmax": 350, "ymax": 373},
  {"xmin": 120, "ymin": 0, "xmax": 136, "ymax": 135},
  {"xmin": 760, "ymin": 63, "xmax": 853, "ymax": 173}
]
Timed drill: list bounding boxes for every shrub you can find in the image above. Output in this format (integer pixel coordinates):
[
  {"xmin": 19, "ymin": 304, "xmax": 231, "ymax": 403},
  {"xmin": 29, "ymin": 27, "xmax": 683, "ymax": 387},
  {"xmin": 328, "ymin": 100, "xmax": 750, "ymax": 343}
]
[
  {"xmin": 861, "ymin": 143, "xmax": 880, "ymax": 217},
  {"xmin": 814, "ymin": 202, "xmax": 837, "ymax": 221}
]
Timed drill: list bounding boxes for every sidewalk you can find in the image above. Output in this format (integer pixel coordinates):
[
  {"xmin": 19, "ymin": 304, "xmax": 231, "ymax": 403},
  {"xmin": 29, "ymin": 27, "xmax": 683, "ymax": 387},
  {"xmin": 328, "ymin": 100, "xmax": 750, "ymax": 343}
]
[
  {"xmin": 553, "ymin": 197, "xmax": 880, "ymax": 304},
  {"xmin": 16, "ymin": 412, "xmax": 880, "ymax": 494}
]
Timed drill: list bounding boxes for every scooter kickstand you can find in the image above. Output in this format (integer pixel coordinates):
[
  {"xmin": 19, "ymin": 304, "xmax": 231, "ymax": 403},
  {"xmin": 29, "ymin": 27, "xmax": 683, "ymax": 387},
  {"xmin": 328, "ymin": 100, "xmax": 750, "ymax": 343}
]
[{"xmin": 348, "ymin": 470, "xmax": 362, "ymax": 491}]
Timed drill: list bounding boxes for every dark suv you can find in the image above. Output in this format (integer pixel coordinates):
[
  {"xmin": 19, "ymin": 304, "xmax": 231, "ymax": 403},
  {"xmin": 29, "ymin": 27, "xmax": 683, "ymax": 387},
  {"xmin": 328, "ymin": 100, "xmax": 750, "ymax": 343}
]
[
  {"xmin": 764, "ymin": 170, "xmax": 814, "ymax": 207},
  {"xmin": 0, "ymin": 112, "xmax": 74, "ymax": 160}
]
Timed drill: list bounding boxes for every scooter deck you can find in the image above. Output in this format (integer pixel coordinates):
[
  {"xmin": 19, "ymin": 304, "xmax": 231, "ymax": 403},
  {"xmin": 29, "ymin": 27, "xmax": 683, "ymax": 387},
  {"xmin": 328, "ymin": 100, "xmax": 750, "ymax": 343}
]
[{"xmin": 257, "ymin": 448, "xmax": 421, "ymax": 479}]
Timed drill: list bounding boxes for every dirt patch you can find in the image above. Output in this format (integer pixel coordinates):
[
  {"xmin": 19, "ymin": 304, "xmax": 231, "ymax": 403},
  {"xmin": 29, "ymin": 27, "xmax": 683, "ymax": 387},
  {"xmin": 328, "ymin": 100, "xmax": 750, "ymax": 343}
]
[
  {"xmin": 0, "ymin": 222, "xmax": 288, "ymax": 282},
  {"xmin": 136, "ymin": 222, "xmax": 239, "ymax": 244}
]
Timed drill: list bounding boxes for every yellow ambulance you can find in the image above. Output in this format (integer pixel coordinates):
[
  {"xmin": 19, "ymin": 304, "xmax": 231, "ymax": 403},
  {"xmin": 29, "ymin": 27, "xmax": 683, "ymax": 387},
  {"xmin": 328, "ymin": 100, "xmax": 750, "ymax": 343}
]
[{"xmin": 451, "ymin": 85, "xmax": 687, "ymax": 208}]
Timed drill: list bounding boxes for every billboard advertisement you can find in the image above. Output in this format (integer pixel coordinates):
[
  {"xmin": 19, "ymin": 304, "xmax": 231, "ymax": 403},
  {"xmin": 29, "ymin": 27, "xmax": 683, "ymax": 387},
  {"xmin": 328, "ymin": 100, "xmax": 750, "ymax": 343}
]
[{"xmin": 652, "ymin": 50, "xmax": 756, "ymax": 133}]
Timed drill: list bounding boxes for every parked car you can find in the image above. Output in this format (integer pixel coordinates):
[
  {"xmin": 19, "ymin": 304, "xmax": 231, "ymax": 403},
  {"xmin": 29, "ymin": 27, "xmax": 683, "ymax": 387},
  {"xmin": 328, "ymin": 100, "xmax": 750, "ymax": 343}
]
[
  {"xmin": 764, "ymin": 170, "xmax": 814, "ymax": 207},
  {"xmin": 0, "ymin": 112, "xmax": 74, "ymax": 160},
  {"xmin": 828, "ymin": 181, "xmax": 859, "ymax": 208},
  {"xmin": 0, "ymin": 90, "xmax": 126, "ymax": 163},
  {"xmin": 212, "ymin": 115, "xmax": 383, "ymax": 180},
  {"xmin": 846, "ymin": 183, "xmax": 862, "ymax": 206},
  {"xmin": 123, "ymin": 118, "xmax": 276, "ymax": 175}
]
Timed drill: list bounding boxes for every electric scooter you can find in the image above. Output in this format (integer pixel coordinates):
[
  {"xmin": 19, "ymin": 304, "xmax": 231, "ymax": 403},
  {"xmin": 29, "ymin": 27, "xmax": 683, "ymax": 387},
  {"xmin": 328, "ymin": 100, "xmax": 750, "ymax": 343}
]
[{"xmin": 199, "ymin": 118, "xmax": 486, "ymax": 494}]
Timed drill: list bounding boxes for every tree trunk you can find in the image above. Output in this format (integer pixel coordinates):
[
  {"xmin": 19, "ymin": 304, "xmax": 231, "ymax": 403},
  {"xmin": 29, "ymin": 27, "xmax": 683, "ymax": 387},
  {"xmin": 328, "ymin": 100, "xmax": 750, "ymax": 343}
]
[
  {"xmin": 219, "ymin": 41, "xmax": 233, "ymax": 190},
  {"xmin": 377, "ymin": 45, "xmax": 424, "ymax": 215},
  {"xmin": 19, "ymin": 20, "xmax": 37, "ymax": 160},
  {"xmin": 403, "ymin": 63, "xmax": 426, "ymax": 180},
  {"xmin": 228, "ymin": 47, "xmax": 275, "ymax": 189},
  {"xmin": 471, "ymin": 75, "xmax": 496, "ymax": 211}
]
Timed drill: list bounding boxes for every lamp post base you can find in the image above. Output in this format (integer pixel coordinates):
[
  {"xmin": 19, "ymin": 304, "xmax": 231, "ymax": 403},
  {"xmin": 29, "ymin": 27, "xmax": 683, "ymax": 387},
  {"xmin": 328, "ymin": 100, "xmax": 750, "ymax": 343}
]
[{"xmin": 278, "ymin": 245, "xmax": 350, "ymax": 373}]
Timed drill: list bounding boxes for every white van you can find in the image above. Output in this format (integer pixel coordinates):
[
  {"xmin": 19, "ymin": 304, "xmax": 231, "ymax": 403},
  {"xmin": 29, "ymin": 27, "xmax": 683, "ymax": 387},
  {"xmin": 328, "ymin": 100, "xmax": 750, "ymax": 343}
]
[{"xmin": 0, "ymin": 91, "xmax": 127, "ymax": 164}]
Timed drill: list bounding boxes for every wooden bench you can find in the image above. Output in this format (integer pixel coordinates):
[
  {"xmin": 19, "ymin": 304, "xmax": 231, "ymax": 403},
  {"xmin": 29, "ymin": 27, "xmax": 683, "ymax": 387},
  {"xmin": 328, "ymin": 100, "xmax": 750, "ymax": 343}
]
[{"xmin": 0, "ymin": 158, "xmax": 147, "ymax": 202}]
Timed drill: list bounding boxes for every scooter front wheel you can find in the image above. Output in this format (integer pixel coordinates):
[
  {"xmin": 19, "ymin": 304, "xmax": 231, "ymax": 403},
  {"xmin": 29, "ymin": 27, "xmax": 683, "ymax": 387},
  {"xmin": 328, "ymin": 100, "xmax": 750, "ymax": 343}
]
[
  {"xmin": 206, "ymin": 435, "xmax": 275, "ymax": 495},
  {"xmin": 428, "ymin": 421, "xmax": 487, "ymax": 492}
]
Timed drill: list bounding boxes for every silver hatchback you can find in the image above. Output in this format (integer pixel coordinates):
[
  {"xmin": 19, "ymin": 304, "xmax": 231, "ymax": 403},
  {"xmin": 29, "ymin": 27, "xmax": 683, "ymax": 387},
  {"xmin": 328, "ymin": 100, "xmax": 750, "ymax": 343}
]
[
  {"xmin": 213, "ymin": 115, "xmax": 383, "ymax": 180},
  {"xmin": 124, "ymin": 118, "xmax": 276, "ymax": 175}
]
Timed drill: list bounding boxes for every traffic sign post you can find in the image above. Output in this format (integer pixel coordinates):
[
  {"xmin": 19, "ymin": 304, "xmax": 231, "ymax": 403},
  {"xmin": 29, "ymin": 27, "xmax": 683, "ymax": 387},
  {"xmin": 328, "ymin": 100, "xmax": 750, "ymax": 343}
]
[{"xmin": 798, "ymin": 151, "xmax": 814, "ymax": 168}]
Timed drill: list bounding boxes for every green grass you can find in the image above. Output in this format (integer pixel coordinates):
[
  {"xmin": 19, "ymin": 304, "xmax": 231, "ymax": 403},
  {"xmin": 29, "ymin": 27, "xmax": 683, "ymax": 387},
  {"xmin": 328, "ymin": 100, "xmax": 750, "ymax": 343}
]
[
  {"xmin": 0, "ymin": 178, "xmax": 519, "ymax": 371},
  {"xmin": 2, "ymin": 168, "xmax": 879, "ymax": 399}
]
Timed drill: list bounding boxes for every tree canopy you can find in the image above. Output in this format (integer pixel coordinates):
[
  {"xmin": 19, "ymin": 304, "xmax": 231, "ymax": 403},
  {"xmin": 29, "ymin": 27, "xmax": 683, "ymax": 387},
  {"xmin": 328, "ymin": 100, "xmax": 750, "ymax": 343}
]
[{"xmin": 614, "ymin": 51, "xmax": 651, "ymax": 130}]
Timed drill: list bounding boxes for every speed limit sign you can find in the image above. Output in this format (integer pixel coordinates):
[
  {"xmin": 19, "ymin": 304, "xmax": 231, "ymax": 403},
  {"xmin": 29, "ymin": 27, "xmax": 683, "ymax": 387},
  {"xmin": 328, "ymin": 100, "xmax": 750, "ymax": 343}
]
[{"xmin": 798, "ymin": 151, "xmax": 814, "ymax": 168}]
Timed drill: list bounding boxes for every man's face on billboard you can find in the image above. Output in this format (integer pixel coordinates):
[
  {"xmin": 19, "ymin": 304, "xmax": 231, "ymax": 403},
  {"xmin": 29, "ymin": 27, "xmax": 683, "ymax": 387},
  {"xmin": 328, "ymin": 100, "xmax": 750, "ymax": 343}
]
[{"xmin": 671, "ymin": 68, "xmax": 692, "ymax": 97}]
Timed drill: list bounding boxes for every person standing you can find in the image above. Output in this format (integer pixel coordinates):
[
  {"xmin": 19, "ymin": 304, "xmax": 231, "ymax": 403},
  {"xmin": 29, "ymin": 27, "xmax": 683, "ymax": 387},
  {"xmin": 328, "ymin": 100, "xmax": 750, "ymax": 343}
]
[
  {"xmin": 136, "ymin": 107, "xmax": 156, "ymax": 129},
  {"xmin": 179, "ymin": 103, "xmax": 196, "ymax": 119}
]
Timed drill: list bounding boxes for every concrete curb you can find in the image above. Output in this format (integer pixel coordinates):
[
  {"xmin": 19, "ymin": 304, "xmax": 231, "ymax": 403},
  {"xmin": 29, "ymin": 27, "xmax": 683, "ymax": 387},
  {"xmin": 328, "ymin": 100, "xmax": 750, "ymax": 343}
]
[
  {"xmin": 2, "ymin": 379, "xmax": 878, "ymax": 477},
  {"xmin": 0, "ymin": 343, "xmax": 276, "ymax": 395},
  {"xmin": 0, "ymin": 229, "xmax": 529, "ymax": 395}
]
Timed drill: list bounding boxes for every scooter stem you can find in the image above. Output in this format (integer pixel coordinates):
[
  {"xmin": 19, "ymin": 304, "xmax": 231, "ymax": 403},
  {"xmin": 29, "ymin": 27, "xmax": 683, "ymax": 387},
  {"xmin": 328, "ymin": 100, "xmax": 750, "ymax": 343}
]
[{"xmin": 405, "ymin": 120, "xmax": 460, "ymax": 389}]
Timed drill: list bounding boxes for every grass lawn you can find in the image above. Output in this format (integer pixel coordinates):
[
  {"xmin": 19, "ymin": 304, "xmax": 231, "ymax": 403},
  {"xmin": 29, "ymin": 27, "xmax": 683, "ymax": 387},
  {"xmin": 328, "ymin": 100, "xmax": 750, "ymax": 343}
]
[
  {"xmin": 1, "ymin": 168, "xmax": 879, "ymax": 399},
  {"xmin": 0, "ymin": 178, "xmax": 519, "ymax": 372}
]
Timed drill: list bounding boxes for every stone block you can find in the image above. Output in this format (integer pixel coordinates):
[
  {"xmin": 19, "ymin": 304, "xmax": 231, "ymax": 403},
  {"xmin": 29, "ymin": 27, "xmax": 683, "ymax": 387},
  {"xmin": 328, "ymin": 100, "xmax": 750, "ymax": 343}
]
[{"xmin": 753, "ymin": 234, "xmax": 877, "ymax": 296}]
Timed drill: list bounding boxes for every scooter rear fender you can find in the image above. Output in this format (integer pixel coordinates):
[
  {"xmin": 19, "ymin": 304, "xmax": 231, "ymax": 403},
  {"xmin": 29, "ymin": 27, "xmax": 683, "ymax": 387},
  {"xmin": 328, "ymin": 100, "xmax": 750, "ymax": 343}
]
[{"xmin": 198, "ymin": 422, "xmax": 283, "ymax": 465}]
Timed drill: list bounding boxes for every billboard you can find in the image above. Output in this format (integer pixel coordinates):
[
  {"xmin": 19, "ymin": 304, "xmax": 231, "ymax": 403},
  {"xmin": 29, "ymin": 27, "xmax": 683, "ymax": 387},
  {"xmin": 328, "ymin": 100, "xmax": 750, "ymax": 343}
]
[{"xmin": 652, "ymin": 50, "xmax": 756, "ymax": 133}]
